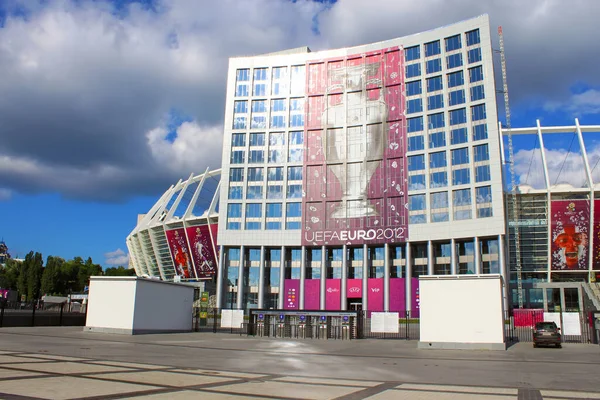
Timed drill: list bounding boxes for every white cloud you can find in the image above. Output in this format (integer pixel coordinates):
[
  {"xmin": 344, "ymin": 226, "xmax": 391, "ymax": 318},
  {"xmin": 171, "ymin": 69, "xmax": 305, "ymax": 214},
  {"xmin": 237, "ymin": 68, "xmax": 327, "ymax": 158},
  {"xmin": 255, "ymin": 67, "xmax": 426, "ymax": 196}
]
[
  {"xmin": 513, "ymin": 144, "xmax": 600, "ymax": 189},
  {"xmin": 104, "ymin": 248, "xmax": 130, "ymax": 266},
  {"xmin": 544, "ymin": 89, "xmax": 600, "ymax": 116},
  {"xmin": 0, "ymin": 188, "xmax": 12, "ymax": 201}
]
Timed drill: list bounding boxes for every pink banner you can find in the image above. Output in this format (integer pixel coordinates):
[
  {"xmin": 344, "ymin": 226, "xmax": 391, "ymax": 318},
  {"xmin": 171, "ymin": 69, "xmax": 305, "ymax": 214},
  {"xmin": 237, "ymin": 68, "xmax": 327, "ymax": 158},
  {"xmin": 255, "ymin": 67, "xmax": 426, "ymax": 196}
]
[
  {"xmin": 326, "ymin": 279, "xmax": 341, "ymax": 310},
  {"xmin": 411, "ymin": 278, "xmax": 420, "ymax": 318},
  {"xmin": 513, "ymin": 309, "xmax": 544, "ymax": 327},
  {"xmin": 0, "ymin": 289, "xmax": 8, "ymax": 299},
  {"xmin": 165, "ymin": 228, "xmax": 193, "ymax": 279},
  {"xmin": 304, "ymin": 279, "xmax": 320, "ymax": 310},
  {"xmin": 551, "ymin": 200, "xmax": 589, "ymax": 270},
  {"xmin": 347, "ymin": 279, "xmax": 362, "ymax": 299},
  {"xmin": 185, "ymin": 224, "xmax": 218, "ymax": 279},
  {"xmin": 389, "ymin": 278, "xmax": 406, "ymax": 312},
  {"xmin": 367, "ymin": 278, "xmax": 384, "ymax": 311},
  {"xmin": 301, "ymin": 47, "xmax": 408, "ymax": 246},
  {"xmin": 284, "ymin": 279, "xmax": 299, "ymax": 310},
  {"xmin": 593, "ymin": 199, "xmax": 600, "ymax": 270}
]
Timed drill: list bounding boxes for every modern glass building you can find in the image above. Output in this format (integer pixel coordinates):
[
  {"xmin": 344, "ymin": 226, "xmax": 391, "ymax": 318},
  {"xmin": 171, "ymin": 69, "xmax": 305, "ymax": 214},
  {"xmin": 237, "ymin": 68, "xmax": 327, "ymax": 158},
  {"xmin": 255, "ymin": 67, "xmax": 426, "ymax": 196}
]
[{"xmin": 126, "ymin": 14, "xmax": 600, "ymax": 313}]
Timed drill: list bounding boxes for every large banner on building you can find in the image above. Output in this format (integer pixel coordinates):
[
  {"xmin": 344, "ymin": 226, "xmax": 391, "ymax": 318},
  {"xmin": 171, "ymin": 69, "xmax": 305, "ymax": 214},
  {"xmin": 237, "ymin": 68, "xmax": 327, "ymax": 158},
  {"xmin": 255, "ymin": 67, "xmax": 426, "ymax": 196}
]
[
  {"xmin": 283, "ymin": 279, "xmax": 299, "ymax": 310},
  {"xmin": 165, "ymin": 228, "xmax": 193, "ymax": 279},
  {"xmin": 593, "ymin": 199, "xmax": 600, "ymax": 270},
  {"xmin": 551, "ymin": 200, "xmax": 589, "ymax": 270},
  {"xmin": 325, "ymin": 279, "xmax": 341, "ymax": 310},
  {"xmin": 302, "ymin": 48, "xmax": 408, "ymax": 246},
  {"xmin": 185, "ymin": 224, "xmax": 218, "ymax": 279},
  {"xmin": 304, "ymin": 279, "xmax": 320, "ymax": 310}
]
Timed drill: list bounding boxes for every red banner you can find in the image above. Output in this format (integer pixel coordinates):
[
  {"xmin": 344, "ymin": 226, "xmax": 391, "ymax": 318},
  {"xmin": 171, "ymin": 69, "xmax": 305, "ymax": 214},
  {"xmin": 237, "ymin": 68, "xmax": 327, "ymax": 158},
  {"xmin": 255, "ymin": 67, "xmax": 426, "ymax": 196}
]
[
  {"xmin": 165, "ymin": 228, "xmax": 193, "ymax": 279},
  {"xmin": 185, "ymin": 224, "xmax": 218, "ymax": 279},
  {"xmin": 551, "ymin": 200, "xmax": 589, "ymax": 270}
]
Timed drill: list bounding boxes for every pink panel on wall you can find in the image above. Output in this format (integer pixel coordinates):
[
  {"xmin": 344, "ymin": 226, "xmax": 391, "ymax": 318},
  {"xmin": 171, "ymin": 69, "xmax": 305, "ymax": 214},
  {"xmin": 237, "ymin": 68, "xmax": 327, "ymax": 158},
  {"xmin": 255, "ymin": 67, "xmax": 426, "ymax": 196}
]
[
  {"xmin": 283, "ymin": 279, "xmax": 300, "ymax": 310},
  {"xmin": 389, "ymin": 278, "xmax": 406, "ymax": 312},
  {"xmin": 325, "ymin": 279, "xmax": 341, "ymax": 310},
  {"xmin": 367, "ymin": 278, "xmax": 384, "ymax": 312},
  {"xmin": 304, "ymin": 279, "xmax": 320, "ymax": 310},
  {"xmin": 347, "ymin": 279, "xmax": 362, "ymax": 298}
]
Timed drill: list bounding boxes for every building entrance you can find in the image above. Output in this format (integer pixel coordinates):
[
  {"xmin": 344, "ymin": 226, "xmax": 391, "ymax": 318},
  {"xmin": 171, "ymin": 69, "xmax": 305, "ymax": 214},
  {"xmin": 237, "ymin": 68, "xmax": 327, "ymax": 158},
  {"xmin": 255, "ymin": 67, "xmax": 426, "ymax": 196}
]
[{"xmin": 348, "ymin": 300, "xmax": 362, "ymax": 312}]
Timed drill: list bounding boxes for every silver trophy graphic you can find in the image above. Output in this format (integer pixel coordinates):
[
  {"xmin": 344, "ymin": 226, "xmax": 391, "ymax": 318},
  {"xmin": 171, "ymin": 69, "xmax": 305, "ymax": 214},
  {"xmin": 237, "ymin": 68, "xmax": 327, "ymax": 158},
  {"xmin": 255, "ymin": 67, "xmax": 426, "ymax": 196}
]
[{"xmin": 322, "ymin": 62, "xmax": 387, "ymax": 219}]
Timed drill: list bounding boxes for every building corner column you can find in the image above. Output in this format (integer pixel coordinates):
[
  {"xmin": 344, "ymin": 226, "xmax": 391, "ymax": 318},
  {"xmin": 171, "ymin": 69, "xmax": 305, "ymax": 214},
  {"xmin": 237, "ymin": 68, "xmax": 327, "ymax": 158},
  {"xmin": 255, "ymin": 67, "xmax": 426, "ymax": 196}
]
[
  {"xmin": 258, "ymin": 246, "xmax": 265, "ymax": 309},
  {"xmin": 278, "ymin": 246, "xmax": 285, "ymax": 309},
  {"xmin": 362, "ymin": 244, "xmax": 368, "ymax": 312},
  {"xmin": 236, "ymin": 245, "xmax": 245, "ymax": 310},
  {"xmin": 216, "ymin": 245, "xmax": 225, "ymax": 309},
  {"xmin": 300, "ymin": 246, "xmax": 306, "ymax": 310},
  {"xmin": 406, "ymin": 242, "xmax": 412, "ymax": 316},
  {"xmin": 320, "ymin": 245, "xmax": 327, "ymax": 310},
  {"xmin": 384, "ymin": 243, "xmax": 390, "ymax": 312},
  {"xmin": 341, "ymin": 245, "xmax": 348, "ymax": 310}
]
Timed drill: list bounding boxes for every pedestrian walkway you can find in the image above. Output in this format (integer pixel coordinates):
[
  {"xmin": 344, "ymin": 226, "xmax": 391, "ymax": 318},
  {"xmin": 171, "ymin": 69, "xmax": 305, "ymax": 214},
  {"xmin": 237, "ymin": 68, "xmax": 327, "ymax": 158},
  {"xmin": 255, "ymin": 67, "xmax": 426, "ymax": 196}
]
[{"xmin": 0, "ymin": 349, "xmax": 599, "ymax": 399}]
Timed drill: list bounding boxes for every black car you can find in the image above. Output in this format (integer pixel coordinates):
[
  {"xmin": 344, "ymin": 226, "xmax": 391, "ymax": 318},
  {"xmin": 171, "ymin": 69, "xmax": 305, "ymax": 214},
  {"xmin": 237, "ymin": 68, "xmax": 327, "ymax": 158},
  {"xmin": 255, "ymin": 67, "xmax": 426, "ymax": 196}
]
[{"xmin": 533, "ymin": 321, "xmax": 562, "ymax": 348}]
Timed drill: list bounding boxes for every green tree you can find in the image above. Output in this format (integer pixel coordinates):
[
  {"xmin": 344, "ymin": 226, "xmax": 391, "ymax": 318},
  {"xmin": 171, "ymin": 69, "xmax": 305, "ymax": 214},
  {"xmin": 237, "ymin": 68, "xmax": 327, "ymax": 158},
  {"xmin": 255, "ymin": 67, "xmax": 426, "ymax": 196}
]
[
  {"xmin": 104, "ymin": 266, "xmax": 136, "ymax": 276},
  {"xmin": 17, "ymin": 253, "xmax": 31, "ymax": 299},
  {"xmin": 41, "ymin": 256, "xmax": 65, "ymax": 296},
  {"xmin": 0, "ymin": 259, "xmax": 21, "ymax": 289},
  {"xmin": 26, "ymin": 252, "xmax": 44, "ymax": 300}
]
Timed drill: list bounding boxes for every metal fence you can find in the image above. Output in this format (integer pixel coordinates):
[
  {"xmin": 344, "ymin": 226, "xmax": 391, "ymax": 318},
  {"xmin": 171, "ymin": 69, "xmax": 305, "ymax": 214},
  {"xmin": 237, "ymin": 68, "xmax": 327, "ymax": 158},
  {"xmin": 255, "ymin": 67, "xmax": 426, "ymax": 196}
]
[
  {"xmin": 503, "ymin": 309, "xmax": 597, "ymax": 344},
  {"xmin": 360, "ymin": 311, "xmax": 420, "ymax": 340},
  {"xmin": 0, "ymin": 301, "xmax": 87, "ymax": 328}
]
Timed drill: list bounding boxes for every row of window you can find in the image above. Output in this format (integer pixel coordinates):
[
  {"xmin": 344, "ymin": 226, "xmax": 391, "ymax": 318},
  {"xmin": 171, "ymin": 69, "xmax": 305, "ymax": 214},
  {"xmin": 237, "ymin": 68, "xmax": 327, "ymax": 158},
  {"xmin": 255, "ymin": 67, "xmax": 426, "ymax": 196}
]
[
  {"xmin": 230, "ymin": 148, "xmax": 304, "ymax": 164},
  {"xmin": 408, "ymin": 165, "xmax": 491, "ymax": 189},
  {"xmin": 407, "ymin": 124, "xmax": 488, "ymax": 151},
  {"xmin": 408, "ymin": 144, "xmax": 490, "ymax": 170},
  {"xmin": 226, "ymin": 202, "xmax": 301, "ymax": 230},
  {"xmin": 231, "ymin": 131, "xmax": 303, "ymax": 148},
  {"xmin": 409, "ymin": 186, "xmax": 493, "ymax": 223},
  {"xmin": 406, "ymin": 67, "xmax": 483, "ymax": 97},
  {"xmin": 405, "ymin": 29, "xmax": 481, "ymax": 62},
  {"xmin": 236, "ymin": 66, "xmax": 305, "ymax": 97}
]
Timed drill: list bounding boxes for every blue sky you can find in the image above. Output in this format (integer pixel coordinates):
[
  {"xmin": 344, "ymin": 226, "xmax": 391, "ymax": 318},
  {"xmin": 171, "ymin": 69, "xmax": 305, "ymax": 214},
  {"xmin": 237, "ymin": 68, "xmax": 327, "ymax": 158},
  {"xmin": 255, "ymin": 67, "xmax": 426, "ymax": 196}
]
[{"xmin": 1, "ymin": 0, "xmax": 599, "ymax": 267}]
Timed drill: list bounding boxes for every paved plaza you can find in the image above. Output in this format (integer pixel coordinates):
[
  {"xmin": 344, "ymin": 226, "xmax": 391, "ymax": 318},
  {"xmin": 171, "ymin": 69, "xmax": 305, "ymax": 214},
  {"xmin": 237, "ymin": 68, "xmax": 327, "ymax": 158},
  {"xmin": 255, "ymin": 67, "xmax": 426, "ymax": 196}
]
[{"xmin": 0, "ymin": 327, "xmax": 599, "ymax": 399}]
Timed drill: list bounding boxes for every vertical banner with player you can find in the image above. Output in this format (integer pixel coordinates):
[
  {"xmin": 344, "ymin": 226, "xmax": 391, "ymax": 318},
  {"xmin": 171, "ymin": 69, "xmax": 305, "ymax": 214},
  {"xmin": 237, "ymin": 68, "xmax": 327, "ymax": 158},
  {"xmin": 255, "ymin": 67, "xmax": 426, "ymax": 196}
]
[
  {"xmin": 166, "ymin": 228, "xmax": 193, "ymax": 279},
  {"xmin": 551, "ymin": 200, "xmax": 589, "ymax": 270},
  {"xmin": 185, "ymin": 224, "xmax": 219, "ymax": 279}
]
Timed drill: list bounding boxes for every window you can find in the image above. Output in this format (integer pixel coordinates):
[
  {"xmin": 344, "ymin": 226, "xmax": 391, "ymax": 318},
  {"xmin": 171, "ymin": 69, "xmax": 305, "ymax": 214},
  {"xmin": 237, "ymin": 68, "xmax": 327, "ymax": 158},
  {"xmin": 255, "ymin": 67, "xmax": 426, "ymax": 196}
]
[
  {"xmin": 446, "ymin": 53, "xmax": 463, "ymax": 69},
  {"xmin": 453, "ymin": 189, "xmax": 472, "ymax": 220},
  {"xmin": 233, "ymin": 116, "xmax": 247, "ymax": 130},
  {"xmin": 451, "ymin": 128, "xmax": 468, "ymax": 145},
  {"xmin": 430, "ymin": 171, "xmax": 448, "ymax": 188},
  {"xmin": 245, "ymin": 203, "xmax": 262, "ymax": 230},
  {"xmin": 408, "ymin": 154, "xmax": 425, "ymax": 171},
  {"xmin": 468, "ymin": 47, "xmax": 482, "ymax": 64},
  {"xmin": 451, "ymin": 148, "xmax": 469, "ymax": 165},
  {"xmin": 228, "ymin": 186, "xmax": 242, "ymax": 200},
  {"xmin": 271, "ymin": 99, "xmax": 286, "ymax": 112},
  {"xmin": 475, "ymin": 165, "xmax": 491, "ymax": 182},
  {"xmin": 235, "ymin": 69, "xmax": 250, "ymax": 97},
  {"xmin": 406, "ymin": 63, "xmax": 421, "ymax": 78},
  {"xmin": 248, "ymin": 150, "xmax": 264, "ymax": 163},
  {"xmin": 231, "ymin": 133, "xmax": 246, "ymax": 147},
  {"xmin": 253, "ymin": 83, "xmax": 266, "ymax": 96},
  {"xmin": 448, "ymin": 71, "xmax": 464, "ymax": 88},
  {"xmin": 408, "ymin": 135, "xmax": 425, "ymax": 151},
  {"xmin": 452, "ymin": 168, "xmax": 470, "ymax": 185},
  {"xmin": 247, "ymin": 167, "xmax": 263, "ymax": 181},
  {"xmin": 409, "ymin": 194, "xmax": 426, "ymax": 224},
  {"xmin": 427, "ymin": 76, "xmax": 443, "ymax": 92},
  {"xmin": 249, "ymin": 132, "xmax": 265, "ymax": 147},
  {"xmin": 286, "ymin": 203, "xmax": 301, "ymax": 229},
  {"xmin": 231, "ymin": 150, "xmax": 245, "ymax": 164},
  {"xmin": 267, "ymin": 185, "xmax": 283, "ymax": 199},
  {"xmin": 230, "ymin": 168, "xmax": 244, "ymax": 182},
  {"xmin": 289, "ymin": 98, "xmax": 304, "ymax": 127},
  {"xmin": 427, "ymin": 94, "xmax": 444, "ymax": 110},
  {"xmin": 253, "ymin": 68, "xmax": 268, "ymax": 96},
  {"xmin": 445, "ymin": 34, "xmax": 462, "ymax": 51},
  {"xmin": 287, "ymin": 184, "xmax": 301, "ymax": 199},
  {"xmin": 270, "ymin": 115, "xmax": 286, "ymax": 128},
  {"xmin": 430, "ymin": 191, "xmax": 449, "ymax": 222},
  {"xmin": 469, "ymin": 66, "xmax": 483, "ymax": 83},
  {"xmin": 235, "ymin": 84, "xmax": 248, "ymax": 97},
  {"xmin": 266, "ymin": 203, "xmax": 282, "ymax": 230},
  {"xmin": 271, "ymin": 66, "xmax": 288, "ymax": 96},
  {"xmin": 470, "ymin": 85, "xmax": 485, "ymax": 102},
  {"xmin": 473, "ymin": 124, "xmax": 488, "ymax": 141},
  {"xmin": 269, "ymin": 150, "xmax": 283, "ymax": 163},
  {"xmin": 474, "ymin": 144, "xmax": 489, "ymax": 162},
  {"xmin": 234, "ymin": 101, "xmax": 248, "ymax": 114},
  {"xmin": 425, "ymin": 40, "xmax": 441, "ymax": 57},
  {"xmin": 471, "ymin": 104, "xmax": 487, "ymax": 121},
  {"xmin": 429, "ymin": 112, "xmax": 445, "ymax": 129},
  {"xmin": 429, "ymin": 131, "xmax": 446, "ymax": 148},
  {"xmin": 227, "ymin": 203, "xmax": 242, "ymax": 225},
  {"xmin": 406, "ymin": 80, "xmax": 422, "ymax": 96},
  {"xmin": 268, "ymin": 167, "xmax": 283, "ymax": 181},
  {"xmin": 405, "ymin": 45, "xmax": 420, "ymax": 61},
  {"xmin": 408, "ymin": 117, "xmax": 424, "ymax": 133},
  {"xmin": 407, "ymin": 98, "xmax": 423, "ymax": 114},
  {"xmin": 289, "ymin": 131, "xmax": 304, "ymax": 145},
  {"xmin": 408, "ymin": 174, "xmax": 426, "ymax": 191},
  {"xmin": 288, "ymin": 148, "xmax": 303, "ymax": 162},
  {"xmin": 466, "ymin": 29, "xmax": 480, "ymax": 46},
  {"xmin": 449, "ymin": 89, "xmax": 466, "ymax": 106},
  {"xmin": 290, "ymin": 65, "xmax": 305, "ymax": 95},
  {"xmin": 426, "ymin": 58, "xmax": 442, "ymax": 74},
  {"xmin": 476, "ymin": 186, "xmax": 493, "ymax": 218},
  {"xmin": 246, "ymin": 186, "xmax": 263, "ymax": 199},
  {"xmin": 288, "ymin": 166, "xmax": 303, "ymax": 181},
  {"xmin": 449, "ymin": 108, "xmax": 467, "ymax": 125},
  {"xmin": 429, "ymin": 151, "xmax": 447, "ymax": 168},
  {"xmin": 236, "ymin": 69, "xmax": 250, "ymax": 82}
]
